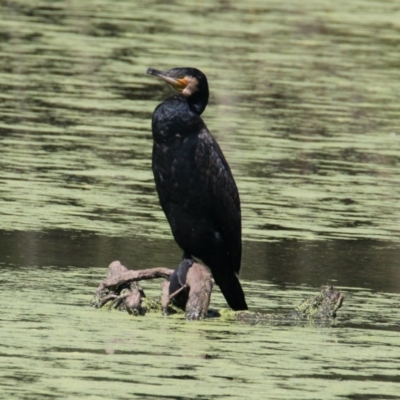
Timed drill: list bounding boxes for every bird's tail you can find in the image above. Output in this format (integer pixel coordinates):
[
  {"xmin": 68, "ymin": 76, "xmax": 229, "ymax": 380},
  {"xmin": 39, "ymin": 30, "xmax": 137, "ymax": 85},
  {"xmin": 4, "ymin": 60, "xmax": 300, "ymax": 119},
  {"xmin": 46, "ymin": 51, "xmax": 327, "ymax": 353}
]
[{"xmin": 215, "ymin": 271, "xmax": 248, "ymax": 311}]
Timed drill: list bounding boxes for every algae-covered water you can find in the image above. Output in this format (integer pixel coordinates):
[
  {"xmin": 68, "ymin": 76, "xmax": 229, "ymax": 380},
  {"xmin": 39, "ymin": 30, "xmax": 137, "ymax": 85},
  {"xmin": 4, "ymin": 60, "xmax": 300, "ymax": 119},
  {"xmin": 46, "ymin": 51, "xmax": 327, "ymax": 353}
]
[{"xmin": 1, "ymin": 0, "xmax": 400, "ymax": 399}]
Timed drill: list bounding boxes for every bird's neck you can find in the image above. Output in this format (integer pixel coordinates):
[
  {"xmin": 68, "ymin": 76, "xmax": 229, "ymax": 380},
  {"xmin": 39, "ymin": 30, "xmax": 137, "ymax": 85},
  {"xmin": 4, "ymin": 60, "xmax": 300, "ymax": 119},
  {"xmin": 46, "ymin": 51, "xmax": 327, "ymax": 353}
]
[
  {"xmin": 187, "ymin": 91, "xmax": 208, "ymax": 115},
  {"xmin": 151, "ymin": 96, "xmax": 204, "ymax": 143}
]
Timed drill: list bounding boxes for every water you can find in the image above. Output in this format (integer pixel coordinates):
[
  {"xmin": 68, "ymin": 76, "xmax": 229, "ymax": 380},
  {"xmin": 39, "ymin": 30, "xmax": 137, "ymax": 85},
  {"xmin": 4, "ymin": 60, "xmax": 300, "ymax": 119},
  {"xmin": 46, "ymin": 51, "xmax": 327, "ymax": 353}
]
[
  {"xmin": 1, "ymin": 234, "xmax": 400, "ymax": 399},
  {"xmin": 1, "ymin": 0, "xmax": 400, "ymax": 399}
]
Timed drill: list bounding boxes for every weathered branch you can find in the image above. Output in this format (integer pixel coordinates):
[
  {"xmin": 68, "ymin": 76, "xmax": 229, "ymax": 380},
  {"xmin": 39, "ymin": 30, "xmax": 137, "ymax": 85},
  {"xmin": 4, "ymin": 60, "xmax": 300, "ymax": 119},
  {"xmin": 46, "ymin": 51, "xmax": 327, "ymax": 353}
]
[
  {"xmin": 91, "ymin": 261, "xmax": 343, "ymax": 324},
  {"xmin": 91, "ymin": 260, "xmax": 212, "ymax": 320},
  {"xmin": 184, "ymin": 263, "xmax": 212, "ymax": 320},
  {"xmin": 99, "ymin": 260, "xmax": 173, "ymax": 291}
]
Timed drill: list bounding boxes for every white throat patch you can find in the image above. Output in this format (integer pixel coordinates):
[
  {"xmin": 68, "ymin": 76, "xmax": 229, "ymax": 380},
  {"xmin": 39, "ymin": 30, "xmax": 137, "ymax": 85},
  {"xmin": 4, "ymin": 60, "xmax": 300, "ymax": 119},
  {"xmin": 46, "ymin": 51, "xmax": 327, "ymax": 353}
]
[{"xmin": 182, "ymin": 76, "xmax": 199, "ymax": 97}]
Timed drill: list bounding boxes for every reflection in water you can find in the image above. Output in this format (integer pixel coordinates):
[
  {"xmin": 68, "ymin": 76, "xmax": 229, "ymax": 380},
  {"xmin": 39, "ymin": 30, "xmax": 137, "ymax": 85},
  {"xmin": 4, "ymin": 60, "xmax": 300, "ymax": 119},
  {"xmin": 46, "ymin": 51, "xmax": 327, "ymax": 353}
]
[{"xmin": 1, "ymin": 230, "xmax": 399, "ymax": 293}]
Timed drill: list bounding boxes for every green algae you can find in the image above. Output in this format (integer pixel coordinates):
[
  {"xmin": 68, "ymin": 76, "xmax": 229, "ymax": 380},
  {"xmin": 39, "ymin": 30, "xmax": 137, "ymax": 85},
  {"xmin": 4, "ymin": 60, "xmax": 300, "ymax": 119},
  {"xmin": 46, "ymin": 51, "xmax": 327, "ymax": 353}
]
[
  {"xmin": 1, "ymin": 1, "xmax": 400, "ymax": 399},
  {"xmin": 2, "ymin": 265, "xmax": 400, "ymax": 399},
  {"xmin": 0, "ymin": 0, "xmax": 400, "ymax": 241}
]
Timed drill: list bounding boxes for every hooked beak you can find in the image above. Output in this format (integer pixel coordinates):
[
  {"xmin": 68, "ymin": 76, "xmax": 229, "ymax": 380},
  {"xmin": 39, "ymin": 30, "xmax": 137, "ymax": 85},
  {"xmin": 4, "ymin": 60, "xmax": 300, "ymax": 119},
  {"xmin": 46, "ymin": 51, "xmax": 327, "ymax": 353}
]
[{"xmin": 146, "ymin": 68, "xmax": 188, "ymax": 93}]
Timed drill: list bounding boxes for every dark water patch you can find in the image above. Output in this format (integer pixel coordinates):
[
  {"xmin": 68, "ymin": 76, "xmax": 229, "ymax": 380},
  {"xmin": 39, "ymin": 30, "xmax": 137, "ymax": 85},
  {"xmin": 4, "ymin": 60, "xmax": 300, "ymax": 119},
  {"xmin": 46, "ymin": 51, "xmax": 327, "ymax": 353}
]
[
  {"xmin": 87, "ymin": 22, "xmax": 125, "ymax": 38},
  {"xmin": 159, "ymin": 374, "xmax": 198, "ymax": 380},
  {"xmin": 1, "ymin": 230, "xmax": 400, "ymax": 294},
  {"xmin": 341, "ymin": 324, "xmax": 400, "ymax": 334},
  {"xmin": 1, "ymin": 2, "xmax": 67, "ymax": 25},
  {"xmin": 132, "ymin": 394, "xmax": 210, "ymax": 400},
  {"xmin": 299, "ymin": 373, "xmax": 400, "ymax": 384},
  {"xmin": 344, "ymin": 395, "xmax": 400, "ymax": 400}
]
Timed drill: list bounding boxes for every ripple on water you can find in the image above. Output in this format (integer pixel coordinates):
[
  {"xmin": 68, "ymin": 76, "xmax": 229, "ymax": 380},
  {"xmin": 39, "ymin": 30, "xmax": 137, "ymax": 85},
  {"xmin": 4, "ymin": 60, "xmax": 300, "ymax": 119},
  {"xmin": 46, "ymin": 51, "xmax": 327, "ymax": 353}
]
[{"xmin": 0, "ymin": 0, "xmax": 400, "ymax": 241}]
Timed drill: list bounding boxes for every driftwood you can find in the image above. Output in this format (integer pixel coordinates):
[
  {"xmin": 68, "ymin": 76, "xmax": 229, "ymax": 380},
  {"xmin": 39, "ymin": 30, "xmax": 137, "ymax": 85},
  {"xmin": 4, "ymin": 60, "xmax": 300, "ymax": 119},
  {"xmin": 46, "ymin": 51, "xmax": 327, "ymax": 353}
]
[
  {"xmin": 91, "ymin": 260, "xmax": 212, "ymax": 320},
  {"xmin": 91, "ymin": 261, "xmax": 343, "ymax": 324}
]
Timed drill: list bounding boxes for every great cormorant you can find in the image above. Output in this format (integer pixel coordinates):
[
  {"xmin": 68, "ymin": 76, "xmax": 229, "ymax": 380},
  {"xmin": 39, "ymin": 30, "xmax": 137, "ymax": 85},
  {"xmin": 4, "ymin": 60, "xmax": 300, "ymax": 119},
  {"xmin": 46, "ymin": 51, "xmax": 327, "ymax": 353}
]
[{"xmin": 146, "ymin": 67, "xmax": 248, "ymax": 311}]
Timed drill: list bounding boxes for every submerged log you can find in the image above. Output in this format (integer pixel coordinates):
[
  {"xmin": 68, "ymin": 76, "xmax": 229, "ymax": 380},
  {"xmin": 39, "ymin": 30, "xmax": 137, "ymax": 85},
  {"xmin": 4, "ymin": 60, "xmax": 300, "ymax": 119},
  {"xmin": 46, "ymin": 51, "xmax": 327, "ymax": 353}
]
[{"xmin": 91, "ymin": 261, "xmax": 343, "ymax": 323}]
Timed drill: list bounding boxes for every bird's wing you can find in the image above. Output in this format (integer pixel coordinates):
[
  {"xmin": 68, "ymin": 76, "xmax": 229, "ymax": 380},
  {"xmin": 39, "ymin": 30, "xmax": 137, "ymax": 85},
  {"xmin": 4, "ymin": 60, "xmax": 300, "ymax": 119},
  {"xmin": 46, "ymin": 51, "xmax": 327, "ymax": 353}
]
[{"xmin": 196, "ymin": 128, "xmax": 242, "ymax": 273}]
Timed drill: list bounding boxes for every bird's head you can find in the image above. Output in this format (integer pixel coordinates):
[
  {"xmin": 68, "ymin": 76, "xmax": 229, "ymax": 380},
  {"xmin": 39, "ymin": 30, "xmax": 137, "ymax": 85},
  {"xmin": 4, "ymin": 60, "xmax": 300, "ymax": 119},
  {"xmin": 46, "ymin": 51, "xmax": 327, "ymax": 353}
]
[{"xmin": 146, "ymin": 67, "xmax": 209, "ymax": 115}]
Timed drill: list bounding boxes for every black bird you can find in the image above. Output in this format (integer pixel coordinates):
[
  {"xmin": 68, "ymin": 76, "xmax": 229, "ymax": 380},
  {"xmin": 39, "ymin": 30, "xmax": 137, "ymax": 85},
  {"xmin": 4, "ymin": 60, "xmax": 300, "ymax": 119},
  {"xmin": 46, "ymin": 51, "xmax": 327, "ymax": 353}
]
[{"xmin": 146, "ymin": 67, "xmax": 248, "ymax": 311}]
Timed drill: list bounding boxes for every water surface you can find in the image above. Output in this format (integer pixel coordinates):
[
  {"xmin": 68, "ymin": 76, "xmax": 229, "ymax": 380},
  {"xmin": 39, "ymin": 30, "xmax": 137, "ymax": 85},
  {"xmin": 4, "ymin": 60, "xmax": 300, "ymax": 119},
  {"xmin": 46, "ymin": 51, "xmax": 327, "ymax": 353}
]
[
  {"xmin": 1, "ymin": 0, "xmax": 400, "ymax": 240},
  {"xmin": 1, "ymin": 0, "xmax": 400, "ymax": 399},
  {"xmin": 1, "ymin": 232, "xmax": 400, "ymax": 399}
]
